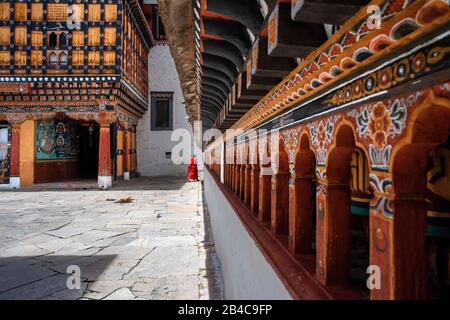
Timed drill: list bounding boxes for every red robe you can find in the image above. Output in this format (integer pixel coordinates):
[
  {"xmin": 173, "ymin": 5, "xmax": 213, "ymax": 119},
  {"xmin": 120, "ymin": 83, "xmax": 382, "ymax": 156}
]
[{"xmin": 188, "ymin": 156, "xmax": 198, "ymax": 181}]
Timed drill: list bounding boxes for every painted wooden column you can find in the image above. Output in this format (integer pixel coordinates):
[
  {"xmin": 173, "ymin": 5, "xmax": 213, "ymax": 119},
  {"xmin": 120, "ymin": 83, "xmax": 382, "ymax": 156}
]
[
  {"xmin": 317, "ymin": 175, "xmax": 352, "ymax": 286},
  {"xmin": 235, "ymin": 164, "xmax": 241, "ymax": 195},
  {"xmin": 244, "ymin": 164, "xmax": 252, "ymax": 207},
  {"xmin": 9, "ymin": 123, "xmax": 21, "ymax": 189},
  {"xmin": 289, "ymin": 150, "xmax": 315, "ymax": 254},
  {"xmin": 258, "ymin": 173, "xmax": 272, "ymax": 223},
  {"xmin": 97, "ymin": 110, "xmax": 115, "ymax": 189},
  {"xmin": 240, "ymin": 162, "xmax": 246, "ymax": 201},
  {"xmin": 250, "ymin": 163, "xmax": 260, "ymax": 215},
  {"xmin": 123, "ymin": 127, "xmax": 130, "ymax": 181},
  {"xmin": 271, "ymin": 167, "xmax": 290, "ymax": 235}
]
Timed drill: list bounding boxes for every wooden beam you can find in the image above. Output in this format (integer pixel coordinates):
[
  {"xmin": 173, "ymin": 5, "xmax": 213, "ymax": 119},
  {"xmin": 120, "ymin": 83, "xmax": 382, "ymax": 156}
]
[
  {"xmin": 237, "ymin": 73, "xmax": 268, "ymax": 100},
  {"xmin": 268, "ymin": 3, "xmax": 327, "ymax": 58},
  {"xmin": 248, "ymin": 37, "xmax": 297, "ymax": 78},
  {"xmin": 291, "ymin": 0, "xmax": 367, "ymax": 25}
]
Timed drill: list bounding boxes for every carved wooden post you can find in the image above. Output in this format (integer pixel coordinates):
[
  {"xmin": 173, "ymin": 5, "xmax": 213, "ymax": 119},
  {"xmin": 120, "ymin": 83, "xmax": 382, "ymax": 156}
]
[
  {"xmin": 123, "ymin": 126, "xmax": 130, "ymax": 181},
  {"xmin": 9, "ymin": 123, "xmax": 21, "ymax": 189},
  {"xmin": 97, "ymin": 109, "xmax": 115, "ymax": 189}
]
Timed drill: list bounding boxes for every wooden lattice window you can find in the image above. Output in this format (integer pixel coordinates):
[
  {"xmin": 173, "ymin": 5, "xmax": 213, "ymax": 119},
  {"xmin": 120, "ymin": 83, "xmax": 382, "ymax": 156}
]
[
  {"xmin": 31, "ymin": 31, "xmax": 43, "ymax": 47},
  {"xmin": 14, "ymin": 26, "xmax": 27, "ymax": 46},
  {"xmin": 0, "ymin": 26, "xmax": 10, "ymax": 45},
  {"xmin": 47, "ymin": 4, "xmax": 68, "ymax": 22},
  {"xmin": 103, "ymin": 51, "xmax": 115, "ymax": 65},
  {"xmin": 88, "ymin": 4, "xmax": 100, "ymax": 22},
  {"xmin": 72, "ymin": 31, "xmax": 84, "ymax": 46},
  {"xmin": 14, "ymin": 51, "xmax": 27, "ymax": 66},
  {"xmin": 31, "ymin": 3, "xmax": 43, "ymax": 21},
  {"xmin": 0, "ymin": 51, "xmax": 9, "ymax": 65},
  {"xmin": 14, "ymin": 3, "xmax": 27, "ymax": 21},
  {"xmin": 104, "ymin": 27, "xmax": 116, "ymax": 46},
  {"xmin": 72, "ymin": 50, "xmax": 84, "ymax": 66},
  {"xmin": 30, "ymin": 50, "xmax": 42, "ymax": 66},
  {"xmin": 0, "ymin": 3, "xmax": 10, "ymax": 21},
  {"xmin": 104, "ymin": 4, "xmax": 117, "ymax": 22},
  {"xmin": 88, "ymin": 28, "xmax": 100, "ymax": 46},
  {"xmin": 87, "ymin": 51, "xmax": 100, "ymax": 65}
]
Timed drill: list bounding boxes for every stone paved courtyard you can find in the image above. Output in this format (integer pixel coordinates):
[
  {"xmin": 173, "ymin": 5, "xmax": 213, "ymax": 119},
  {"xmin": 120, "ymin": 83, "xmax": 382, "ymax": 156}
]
[{"xmin": 0, "ymin": 177, "xmax": 223, "ymax": 300}]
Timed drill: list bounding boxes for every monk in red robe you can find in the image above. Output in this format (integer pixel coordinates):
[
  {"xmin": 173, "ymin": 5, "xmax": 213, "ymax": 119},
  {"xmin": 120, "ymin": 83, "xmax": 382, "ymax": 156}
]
[{"xmin": 188, "ymin": 156, "xmax": 198, "ymax": 181}]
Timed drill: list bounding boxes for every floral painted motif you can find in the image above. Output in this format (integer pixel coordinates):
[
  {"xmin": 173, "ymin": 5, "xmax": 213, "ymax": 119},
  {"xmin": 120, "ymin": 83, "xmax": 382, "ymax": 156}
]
[
  {"xmin": 282, "ymin": 128, "xmax": 300, "ymax": 164},
  {"xmin": 368, "ymin": 102, "xmax": 393, "ymax": 149},
  {"xmin": 308, "ymin": 115, "xmax": 340, "ymax": 166},
  {"xmin": 349, "ymin": 92, "xmax": 423, "ymax": 171}
]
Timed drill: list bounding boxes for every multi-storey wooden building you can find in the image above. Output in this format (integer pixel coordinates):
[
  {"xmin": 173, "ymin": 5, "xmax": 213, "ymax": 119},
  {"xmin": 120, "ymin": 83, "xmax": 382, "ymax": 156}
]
[
  {"xmin": 161, "ymin": 0, "xmax": 450, "ymax": 299},
  {"xmin": 0, "ymin": 0, "xmax": 153, "ymax": 188}
]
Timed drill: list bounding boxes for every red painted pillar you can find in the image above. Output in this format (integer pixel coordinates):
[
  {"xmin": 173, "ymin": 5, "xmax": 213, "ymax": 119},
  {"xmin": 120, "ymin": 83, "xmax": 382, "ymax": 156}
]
[
  {"xmin": 244, "ymin": 164, "xmax": 252, "ymax": 207},
  {"xmin": 250, "ymin": 164, "xmax": 260, "ymax": 215},
  {"xmin": 240, "ymin": 164, "xmax": 245, "ymax": 201},
  {"xmin": 289, "ymin": 176, "xmax": 314, "ymax": 254},
  {"xmin": 258, "ymin": 168, "xmax": 272, "ymax": 224},
  {"xmin": 98, "ymin": 123, "xmax": 112, "ymax": 189},
  {"xmin": 235, "ymin": 164, "xmax": 241, "ymax": 195},
  {"xmin": 123, "ymin": 129, "xmax": 130, "ymax": 181},
  {"xmin": 271, "ymin": 171, "xmax": 290, "ymax": 235},
  {"xmin": 9, "ymin": 123, "xmax": 20, "ymax": 189}
]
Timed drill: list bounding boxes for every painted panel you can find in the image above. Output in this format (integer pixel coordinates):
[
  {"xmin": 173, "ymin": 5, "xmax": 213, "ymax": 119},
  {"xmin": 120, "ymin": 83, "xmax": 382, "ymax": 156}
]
[
  {"xmin": 35, "ymin": 118, "xmax": 78, "ymax": 160},
  {"xmin": 0, "ymin": 124, "xmax": 10, "ymax": 184}
]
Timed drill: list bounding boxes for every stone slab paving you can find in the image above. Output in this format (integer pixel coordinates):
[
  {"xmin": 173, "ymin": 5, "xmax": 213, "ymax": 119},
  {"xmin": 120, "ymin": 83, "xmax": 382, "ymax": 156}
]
[{"xmin": 0, "ymin": 177, "xmax": 224, "ymax": 300}]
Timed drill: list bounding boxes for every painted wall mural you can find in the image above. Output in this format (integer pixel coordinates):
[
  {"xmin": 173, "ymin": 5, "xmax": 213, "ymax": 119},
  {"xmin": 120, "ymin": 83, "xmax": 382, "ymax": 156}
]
[
  {"xmin": 0, "ymin": 124, "xmax": 10, "ymax": 184},
  {"xmin": 35, "ymin": 117, "xmax": 78, "ymax": 160}
]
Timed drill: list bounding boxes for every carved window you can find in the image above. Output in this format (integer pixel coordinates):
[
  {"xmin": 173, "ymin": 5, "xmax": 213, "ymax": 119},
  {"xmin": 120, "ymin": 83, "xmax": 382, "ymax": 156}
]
[
  {"xmin": 14, "ymin": 26, "xmax": 27, "ymax": 46},
  {"xmin": 0, "ymin": 51, "xmax": 9, "ymax": 66},
  {"xmin": 104, "ymin": 27, "xmax": 116, "ymax": 46},
  {"xmin": 150, "ymin": 92, "xmax": 174, "ymax": 131},
  {"xmin": 0, "ymin": 26, "xmax": 10, "ymax": 45},
  {"xmin": 48, "ymin": 32, "xmax": 58, "ymax": 47},
  {"xmin": 72, "ymin": 31, "xmax": 84, "ymax": 46},
  {"xmin": 14, "ymin": 3, "xmax": 27, "ymax": 21},
  {"xmin": 59, "ymin": 52, "xmax": 68, "ymax": 66},
  {"xmin": 31, "ymin": 3, "xmax": 43, "ymax": 21},
  {"xmin": 72, "ymin": 50, "xmax": 84, "ymax": 66},
  {"xmin": 87, "ymin": 51, "xmax": 100, "ymax": 65},
  {"xmin": 103, "ymin": 51, "xmax": 115, "ymax": 65},
  {"xmin": 0, "ymin": 3, "xmax": 10, "ymax": 21},
  {"xmin": 49, "ymin": 52, "xmax": 58, "ymax": 66},
  {"xmin": 31, "ymin": 31, "xmax": 43, "ymax": 47},
  {"xmin": 47, "ymin": 4, "xmax": 68, "ymax": 22},
  {"xmin": 30, "ymin": 50, "xmax": 42, "ymax": 66},
  {"xmin": 104, "ymin": 4, "xmax": 117, "ymax": 22},
  {"xmin": 88, "ymin": 28, "xmax": 100, "ymax": 46},
  {"xmin": 14, "ymin": 51, "xmax": 27, "ymax": 66},
  {"xmin": 88, "ymin": 4, "xmax": 101, "ymax": 22},
  {"xmin": 59, "ymin": 33, "xmax": 68, "ymax": 47}
]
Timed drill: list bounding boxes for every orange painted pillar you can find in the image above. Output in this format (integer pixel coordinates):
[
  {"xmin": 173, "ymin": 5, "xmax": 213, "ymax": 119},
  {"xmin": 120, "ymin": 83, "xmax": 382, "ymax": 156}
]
[
  {"xmin": 98, "ymin": 123, "xmax": 112, "ymax": 189},
  {"xmin": 258, "ymin": 168, "xmax": 272, "ymax": 223},
  {"xmin": 271, "ymin": 171, "xmax": 290, "ymax": 235},
  {"xmin": 9, "ymin": 123, "xmax": 20, "ymax": 189},
  {"xmin": 289, "ymin": 175, "xmax": 314, "ymax": 254},
  {"xmin": 318, "ymin": 181, "xmax": 351, "ymax": 286},
  {"xmin": 235, "ymin": 164, "xmax": 241, "ymax": 195},
  {"xmin": 240, "ymin": 164, "xmax": 245, "ymax": 201},
  {"xmin": 250, "ymin": 164, "xmax": 260, "ymax": 215},
  {"xmin": 244, "ymin": 164, "xmax": 252, "ymax": 207},
  {"xmin": 123, "ymin": 128, "xmax": 130, "ymax": 181}
]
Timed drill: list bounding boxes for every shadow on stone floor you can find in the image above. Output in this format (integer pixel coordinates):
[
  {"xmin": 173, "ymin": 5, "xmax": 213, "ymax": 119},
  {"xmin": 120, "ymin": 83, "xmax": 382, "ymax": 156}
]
[
  {"xmin": 199, "ymin": 182, "xmax": 225, "ymax": 300},
  {"xmin": 0, "ymin": 255, "xmax": 117, "ymax": 300},
  {"xmin": 2, "ymin": 176, "xmax": 190, "ymax": 192}
]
